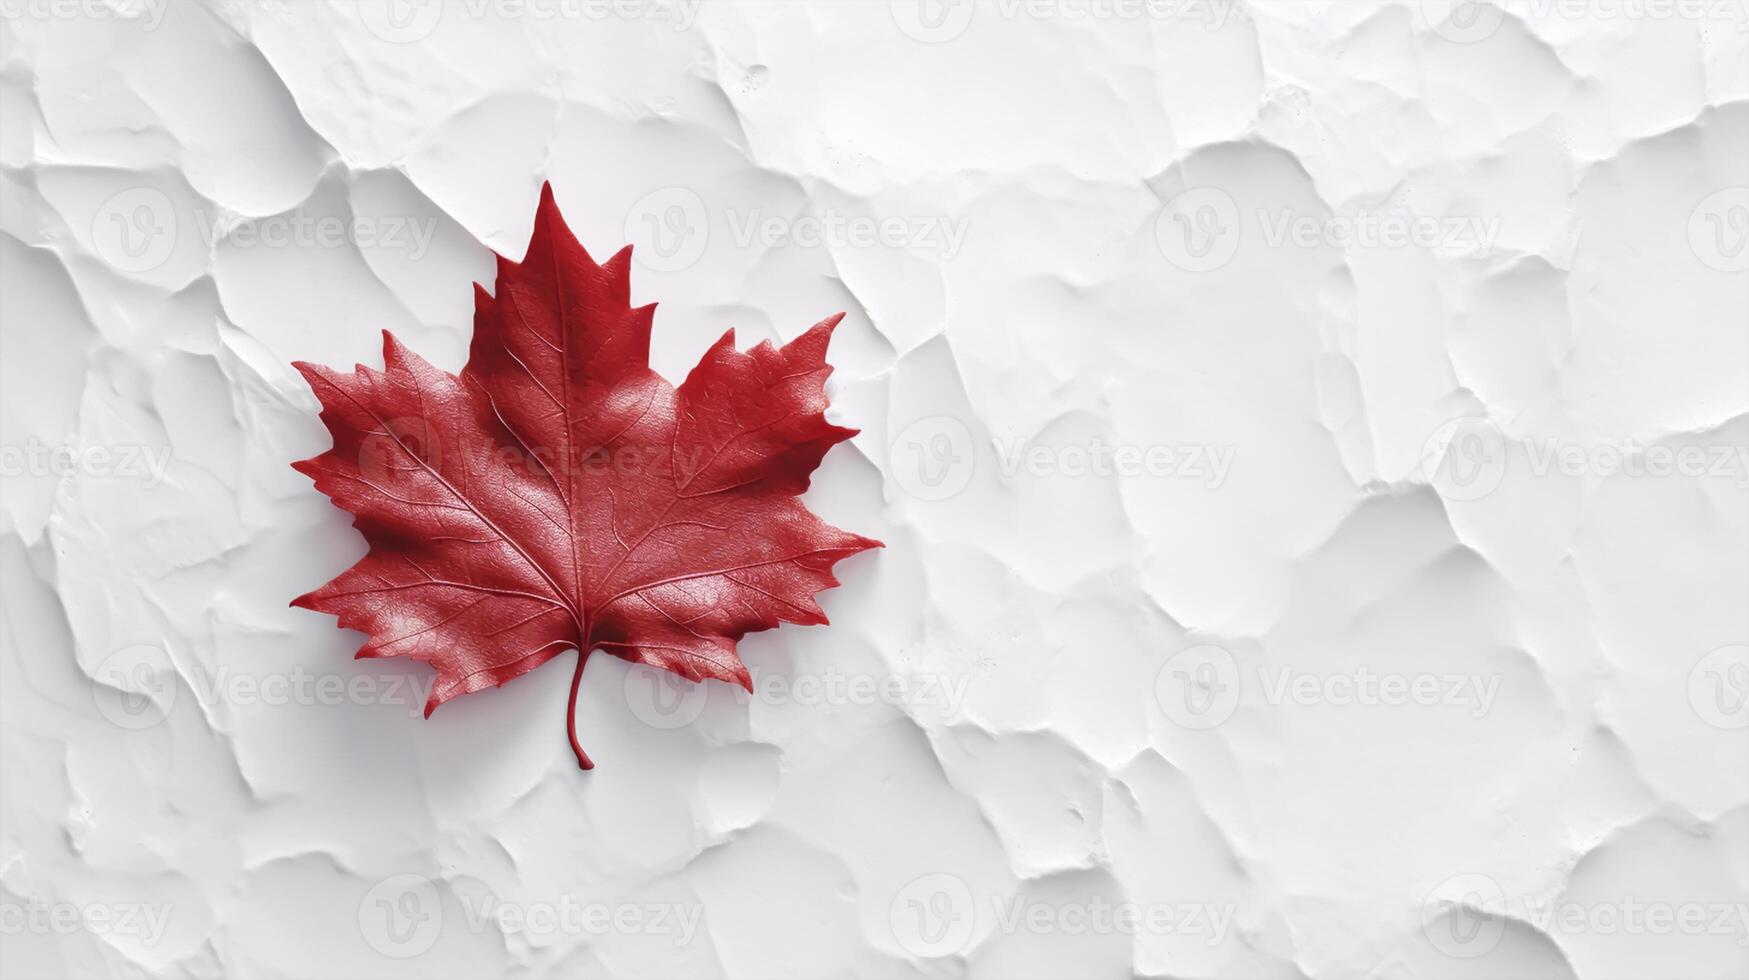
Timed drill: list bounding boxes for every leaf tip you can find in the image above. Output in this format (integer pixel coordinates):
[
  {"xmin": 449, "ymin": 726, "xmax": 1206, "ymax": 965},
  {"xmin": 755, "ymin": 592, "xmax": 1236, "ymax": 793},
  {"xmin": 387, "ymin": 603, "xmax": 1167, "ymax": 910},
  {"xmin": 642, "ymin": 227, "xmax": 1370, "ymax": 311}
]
[
  {"xmin": 289, "ymin": 360, "xmax": 327, "ymax": 389},
  {"xmin": 844, "ymin": 534, "xmax": 885, "ymax": 557},
  {"xmin": 534, "ymin": 180, "xmax": 567, "ymax": 237}
]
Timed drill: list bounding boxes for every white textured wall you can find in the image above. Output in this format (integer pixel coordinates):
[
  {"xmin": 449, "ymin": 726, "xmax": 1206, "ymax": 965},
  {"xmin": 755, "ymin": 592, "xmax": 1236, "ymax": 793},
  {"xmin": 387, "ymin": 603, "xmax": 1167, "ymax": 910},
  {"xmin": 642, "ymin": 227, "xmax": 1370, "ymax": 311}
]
[{"xmin": 2, "ymin": 2, "xmax": 1747, "ymax": 978}]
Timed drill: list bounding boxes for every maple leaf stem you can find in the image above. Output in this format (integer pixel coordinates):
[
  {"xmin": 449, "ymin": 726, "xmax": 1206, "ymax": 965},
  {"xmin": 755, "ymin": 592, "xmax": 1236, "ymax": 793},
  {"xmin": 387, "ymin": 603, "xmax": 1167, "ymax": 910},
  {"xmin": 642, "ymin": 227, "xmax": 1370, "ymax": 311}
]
[{"xmin": 567, "ymin": 647, "xmax": 593, "ymax": 770}]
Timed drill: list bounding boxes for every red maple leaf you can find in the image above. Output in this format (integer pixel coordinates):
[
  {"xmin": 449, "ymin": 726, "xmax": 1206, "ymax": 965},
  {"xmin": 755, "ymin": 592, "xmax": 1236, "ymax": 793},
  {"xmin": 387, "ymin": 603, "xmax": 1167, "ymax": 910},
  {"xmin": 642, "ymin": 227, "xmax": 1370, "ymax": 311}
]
[{"xmin": 291, "ymin": 183, "xmax": 880, "ymax": 769}]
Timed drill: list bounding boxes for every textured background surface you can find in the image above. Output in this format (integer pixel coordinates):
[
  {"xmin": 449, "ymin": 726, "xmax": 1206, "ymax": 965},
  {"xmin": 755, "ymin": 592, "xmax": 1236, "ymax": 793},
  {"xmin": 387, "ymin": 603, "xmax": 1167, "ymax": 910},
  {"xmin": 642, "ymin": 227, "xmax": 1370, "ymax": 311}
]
[{"xmin": 2, "ymin": 1, "xmax": 1747, "ymax": 978}]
